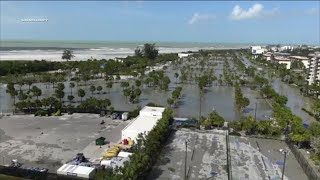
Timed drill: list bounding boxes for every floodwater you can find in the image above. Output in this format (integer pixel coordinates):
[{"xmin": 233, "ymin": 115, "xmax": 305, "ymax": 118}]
[
  {"xmin": 1, "ymin": 56, "xmax": 310, "ymax": 122},
  {"xmin": 240, "ymin": 55, "xmax": 316, "ymax": 123}
]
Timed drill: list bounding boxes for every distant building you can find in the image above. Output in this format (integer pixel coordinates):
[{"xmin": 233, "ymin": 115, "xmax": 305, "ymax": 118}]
[
  {"xmin": 280, "ymin": 46, "xmax": 294, "ymax": 52},
  {"xmin": 178, "ymin": 53, "xmax": 190, "ymax": 58},
  {"xmin": 250, "ymin": 46, "xmax": 264, "ymax": 59},
  {"xmin": 306, "ymin": 52, "xmax": 320, "ymax": 85},
  {"xmin": 272, "ymin": 56, "xmax": 291, "ymax": 69},
  {"xmin": 289, "ymin": 56, "xmax": 310, "ymax": 69},
  {"xmin": 263, "ymin": 52, "xmax": 272, "ymax": 61}
]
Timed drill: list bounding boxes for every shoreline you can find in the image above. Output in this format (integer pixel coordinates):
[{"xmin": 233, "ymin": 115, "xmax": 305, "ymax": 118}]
[{"xmin": 0, "ymin": 47, "xmax": 246, "ymax": 62}]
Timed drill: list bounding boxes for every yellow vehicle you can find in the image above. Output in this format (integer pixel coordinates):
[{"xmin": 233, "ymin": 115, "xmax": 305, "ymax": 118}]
[{"xmin": 103, "ymin": 152, "xmax": 117, "ymax": 159}]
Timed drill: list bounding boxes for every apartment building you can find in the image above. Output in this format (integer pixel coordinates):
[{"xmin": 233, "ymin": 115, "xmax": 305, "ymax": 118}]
[{"xmin": 306, "ymin": 52, "xmax": 320, "ymax": 85}]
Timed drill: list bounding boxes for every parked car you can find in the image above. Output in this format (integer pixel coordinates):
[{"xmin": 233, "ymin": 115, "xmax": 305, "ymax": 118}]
[{"xmin": 112, "ymin": 113, "xmax": 118, "ymax": 120}]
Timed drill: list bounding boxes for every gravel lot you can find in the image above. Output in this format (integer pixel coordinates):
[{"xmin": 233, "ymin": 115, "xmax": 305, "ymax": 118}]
[{"xmin": 0, "ymin": 113, "xmax": 129, "ymax": 172}]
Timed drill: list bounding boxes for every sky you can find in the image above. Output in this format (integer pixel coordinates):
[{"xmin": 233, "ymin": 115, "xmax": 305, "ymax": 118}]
[{"xmin": 0, "ymin": 1, "xmax": 319, "ymax": 45}]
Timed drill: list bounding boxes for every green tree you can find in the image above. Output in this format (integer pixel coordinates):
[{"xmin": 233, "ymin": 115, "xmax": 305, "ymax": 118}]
[
  {"xmin": 97, "ymin": 85, "xmax": 103, "ymax": 94},
  {"xmin": 167, "ymin": 98, "xmax": 174, "ymax": 107},
  {"xmin": 57, "ymin": 83, "xmax": 65, "ymax": 91},
  {"xmin": 135, "ymin": 79, "xmax": 141, "ymax": 87},
  {"xmin": 142, "ymin": 43, "xmax": 159, "ymax": 60},
  {"xmin": 6, "ymin": 82, "xmax": 18, "ymax": 105},
  {"xmin": 123, "ymin": 88, "xmax": 130, "ymax": 103},
  {"xmin": 90, "ymin": 85, "xmax": 96, "ymax": 96},
  {"xmin": 311, "ymin": 100, "xmax": 320, "ymax": 116},
  {"xmin": 67, "ymin": 95, "xmax": 74, "ymax": 103},
  {"xmin": 18, "ymin": 90, "xmax": 27, "ymax": 101},
  {"xmin": 69, "ymin": 82, "xmax": 75, "ymax": 96},
  {"xmin": 120, "ymin": 81, "xmax": 130, "ymax": 90},
  {"xmin": 134, "ymin": 88, "xmax": 142, "ymax": 102},
  {"xmin": 78, "ymin": 89, "xmax": 86, "ymax": 102},
  {"xmin": 106, "ymin": 81, "xmax": 113, "ymax": 94},
  {"xmin": 31, "ymin": 86, "xmax": 42, "ymax": 100},
  {"xmin": 55, "ymin": 89, "xmax": 65, "ymax": 103},
  {"xmin": 62, "ymin": 49, "xmax": 75, "ymax": 61},
  {"xmin": 134, "ymin": 46, "xmax": 143, "ymax": 57},
  {"xmin": 174, "ymin": 73, "xmax": 179, "ymax": 84}
]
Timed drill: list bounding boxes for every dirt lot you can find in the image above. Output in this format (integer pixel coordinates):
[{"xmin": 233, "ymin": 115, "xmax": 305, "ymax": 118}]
[{"xmin": 0, "ymin": 114, "xmax": 130, "ymax": 172}]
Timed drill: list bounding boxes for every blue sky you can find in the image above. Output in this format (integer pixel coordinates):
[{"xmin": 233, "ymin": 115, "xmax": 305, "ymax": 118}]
[{"xmin": 1, "ymin": 1, "xmax": 319, "ymax": 45}]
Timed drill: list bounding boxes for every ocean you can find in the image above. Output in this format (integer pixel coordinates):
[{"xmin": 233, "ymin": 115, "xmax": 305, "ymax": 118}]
[{"xmin": 0, "ymin": 40, "xmax": 251, "ymax": 61}]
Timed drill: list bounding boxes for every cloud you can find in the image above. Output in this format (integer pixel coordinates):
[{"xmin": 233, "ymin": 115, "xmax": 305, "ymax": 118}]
[
  {"xmin": 188, "ymin": 13, "xmax": 216, "ymax": 25},
  {"xmin": 306, "ymin": 8, "xmax": 319, "ymax": 15},
  {"xmin": 229, "ymin": 4, "xmax": 264, "ymax": 20},
  {"xmin": 264, "ymin": 7, "xmax": 280, "ymax": 16}
]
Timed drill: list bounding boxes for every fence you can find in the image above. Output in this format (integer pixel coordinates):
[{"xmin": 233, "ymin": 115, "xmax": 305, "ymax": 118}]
[{"xmin": 286, "ymin": 140, "xmax": 320, "ymax": 180}]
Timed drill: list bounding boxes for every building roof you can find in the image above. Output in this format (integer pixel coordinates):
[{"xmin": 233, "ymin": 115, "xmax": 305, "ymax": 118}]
[
  {"xmin": 290, "ymin": 56, "xmax": 309, "ymax": 60},
  {"xmin": 122, "ymin": 106, "xmax": 165, "ymax": 133},
  {"xmin": 263, "ymin": 53, "xmax": 272, "ymax": 57},
  {"xmin": 57, "ymin": 164, "xmax": 95, "ymax": 175},
  {"xmin": 273, "ymin": 57, "xmax": 290, "ymax": 61},
  {"xmin": 139, "ymin": 106, "xmax": 165, "ymax": 117},
  {"xmin": 273, "ymin": 52, "xmax": 290, "ymax": 56},
  {"xmin": 250, "ymin": 46, "xmax": 262, "ymax": 49}
]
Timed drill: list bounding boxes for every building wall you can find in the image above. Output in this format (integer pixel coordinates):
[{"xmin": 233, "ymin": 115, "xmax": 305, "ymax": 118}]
[
  {"xmin": 307, "ymin": 57, "xmax": 320, "ymax": 85},
  {"xmin": 279, "ymin": 61, "xmax": 291, "ymax": 69}
]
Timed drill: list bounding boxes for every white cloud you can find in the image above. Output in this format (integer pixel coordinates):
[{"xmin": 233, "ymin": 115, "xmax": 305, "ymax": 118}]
[
  {"xmin": 229, "ymin": 4, "xmax": 264, "ymax": 20},
  {"xmin": 188, "ymin": 13, "xmax": 216, "ymax": 25},
  {"xmin": 306, "ymin": 8, "xmax": 319, "ymax": 15}
]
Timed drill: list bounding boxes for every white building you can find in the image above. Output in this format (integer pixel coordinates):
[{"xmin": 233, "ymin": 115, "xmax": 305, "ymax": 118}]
[
  {"xmin": 280, "ymin": 46, "xmax": 294, "ymax": 52},
  {"xmin": 263, "ymin": 52, "xmax": 272, "ymax": 61},
  {"xmin": 178, "ymin": 53, "xmax": 190, "ymax": 58},
  {"xmin": 272, "ymin": 56, "xmax": 291, "ymax": 69},
  {"xmin": 121, "ymin": 106, "xmax": 165, "ymax": 142},
  {"xmin": 250, "ymin": 46, "xmax": 264, "ymax": 59},
  {"xmin": 307, "ymin": 52, "xmax": 320, "ymax": 85},
  {"xmin": 57, "ymin": 164, "xmax": 96, "ymax": 179}
]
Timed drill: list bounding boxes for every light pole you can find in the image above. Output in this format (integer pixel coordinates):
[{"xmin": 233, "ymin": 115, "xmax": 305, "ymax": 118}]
[
  {"xmin": 254, "ymin": 102, "xmax": 257, "ymax": 121},
  {"xmin": 281, "ymin": 150, "xmax": 288, "ymax": 180},
  {"xmin": 184, "ymin": 140, "xmax": 187, "ymax": 180}
]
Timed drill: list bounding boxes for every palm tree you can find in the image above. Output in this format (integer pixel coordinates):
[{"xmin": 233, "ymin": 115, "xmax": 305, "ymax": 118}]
[
  {"xmin": 57, "ymin": 83, "xmax": 65, "ymax": 90},
  {"xmin": 106, "ymin": 81, "xmax": 113, "ymax": 94},
  {"xmin": 135, "ymin": 79, "xmax": 141, "ymax": 87},
  {"xmin": 67, "ymin": 95, "xmax": 74, "ymax": 103},
  {"xmin": 62, "ymin": 49, "xmax": 75, "ymax": 61},
  {"xmin": 167, "ymin": 98, "xmax": 174, "ymax": 107},
  {"xmin": 97, "ymin": 85, "xmax": 103, "ymax": 94},
  {"xmin": 69, "ymin": 82, "xmax": 75, "ymax": 96},
  {"xmin": 174, "ymin": 73, "xmax": 179, "ymax": 84},
  {"xmin": 123, "ymin": 88, "xmax": 130, "ymax": 103},
  {"xmin": 6, "ymin": 82, "xmax": 18, "ymax": 105},
  {"xmin": 90, "ymin": 85, "xmax": 96, "ymax": 96},
  {"xmin": 120, "ymin": 81, "xmax": 129, "ymax": 90},
  {"xmin": 31, "ymin": 86, "xmax": 42, "ymax": 100},
  {"xmin": 78, "ymin": 89, "xmax": 86, "ymax": 103},
  {"xmin": 198, "ymin": 75, "xmax": 207, "ymax": 119},
  {"xmin": 134, "ymin": 88, "xmax": 142, "ymax": 103},
  {"xmin": 55, "ymin": 89, "xmax": 65, "ymax": 103}
]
